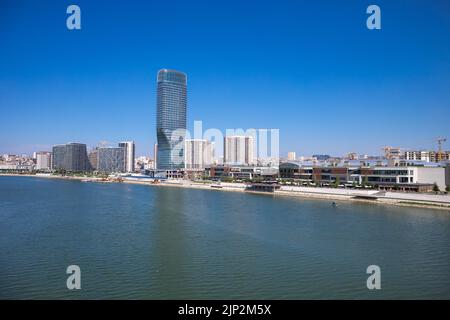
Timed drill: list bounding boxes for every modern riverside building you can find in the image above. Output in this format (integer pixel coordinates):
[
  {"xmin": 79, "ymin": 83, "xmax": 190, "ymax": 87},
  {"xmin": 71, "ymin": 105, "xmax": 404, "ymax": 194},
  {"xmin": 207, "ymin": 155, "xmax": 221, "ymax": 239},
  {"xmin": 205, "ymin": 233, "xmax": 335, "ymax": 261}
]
[
  {"xmin": 119, "ymin": 141, "xmax": 135, "ymax": 172},
  {"xmin": 206, "ymin": 165, "xmax": 278, "ymax": 180},
  {"xmin": 224, "ymin": 135, "xmax": 254, "ymax": 165},
  {"xmin": 185, "ymin": 139, "xmax": 213, "ymax": 169},
  {"xmin": 97, "ymin": 147, "xmax": 125, "ymax": 173},
  {"xmin": 279, "ymin": 160, "xmax": 447, "ymax": 192},
  {"xmin": 52, "ymin": 143, "xmax": 89, "ymax": 172},
  {"xmin": 35, "ymin": 151, "xmax": 52, "ymax": 171},
  {"xmin": 156, "ymin": 69, "xmax": 187, "ymax": 170}
]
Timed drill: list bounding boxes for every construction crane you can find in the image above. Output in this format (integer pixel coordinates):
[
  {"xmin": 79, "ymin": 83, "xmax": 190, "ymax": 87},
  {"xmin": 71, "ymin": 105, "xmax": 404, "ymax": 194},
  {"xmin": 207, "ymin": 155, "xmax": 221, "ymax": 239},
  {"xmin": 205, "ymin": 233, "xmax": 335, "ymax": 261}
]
[{"xmin": 437, "ymin": 137, "xmax": 447, "ymax": 162}]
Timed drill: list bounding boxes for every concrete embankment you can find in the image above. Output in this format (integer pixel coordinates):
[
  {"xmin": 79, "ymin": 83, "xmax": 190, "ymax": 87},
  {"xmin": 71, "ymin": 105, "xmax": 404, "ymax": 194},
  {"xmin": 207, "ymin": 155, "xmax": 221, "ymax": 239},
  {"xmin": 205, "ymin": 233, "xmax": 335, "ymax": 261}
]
[
  {"xmin": 145, "ymin": 181, "xmax": 450, "ymax": 210},
  {"xmin": 277, "ymin": 186, "xmax": 450, "ymax": 210}
]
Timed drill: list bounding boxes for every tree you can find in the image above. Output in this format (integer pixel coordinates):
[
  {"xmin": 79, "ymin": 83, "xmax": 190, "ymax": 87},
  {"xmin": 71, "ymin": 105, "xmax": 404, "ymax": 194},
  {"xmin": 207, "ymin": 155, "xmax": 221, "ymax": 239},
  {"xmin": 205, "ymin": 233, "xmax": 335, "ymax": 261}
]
[
  {"xmin": 446, "ymin": 185, "xmax": 450, "ymax": 193},
  {"xmin": 361, "ymin": 175, "xmax": 368, "ymax": 187},
  {"xmin": 433, "ymin": 183, "xmax": 440, "ymax": 193},
  {"xmin": 221, "ymin": 176, "xmax": 234, "ymax": 183},
  {"xmin": 333, "ymin": 176, "xmax": 340, "ymax": 188}
]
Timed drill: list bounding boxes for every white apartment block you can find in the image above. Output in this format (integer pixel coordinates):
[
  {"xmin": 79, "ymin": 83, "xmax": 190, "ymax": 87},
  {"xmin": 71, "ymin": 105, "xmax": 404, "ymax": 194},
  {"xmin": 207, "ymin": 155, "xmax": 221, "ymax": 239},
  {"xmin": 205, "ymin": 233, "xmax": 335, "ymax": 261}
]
[
  {"xmin": 224, "ymin": 135, "xmax": 254, "ymax": 166},
  {"xmin": 185, "ymin": 139, "xmax": 214, "ymax": 169},
  {"xmin": 287, "ymin": 152, "xmax": 296, "ymax": 161},
  {"xmin": 119, "ymin": 141, "xmax": 135, "ymax": 172},
  {"xmin": 404, "ymin": 150, "xmax": 450, "ymax": 162},
  {"xmin": 36, "ymin": 151, "xmax": 52, "ymax": 170}
]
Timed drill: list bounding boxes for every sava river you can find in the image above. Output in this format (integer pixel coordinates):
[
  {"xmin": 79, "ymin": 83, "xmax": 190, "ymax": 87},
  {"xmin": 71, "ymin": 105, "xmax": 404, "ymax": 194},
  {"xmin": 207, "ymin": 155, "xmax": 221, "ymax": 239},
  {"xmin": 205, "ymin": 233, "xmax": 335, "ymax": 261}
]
[{"xmin": 0, "ymin": 176, "xmax": 449, "ymax": 299}]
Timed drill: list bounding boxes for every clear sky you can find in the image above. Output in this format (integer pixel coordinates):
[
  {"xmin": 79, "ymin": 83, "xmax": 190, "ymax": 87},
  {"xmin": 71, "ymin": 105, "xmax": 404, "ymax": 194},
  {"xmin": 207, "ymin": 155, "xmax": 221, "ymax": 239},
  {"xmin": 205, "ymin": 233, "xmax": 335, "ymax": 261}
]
[{"xmin": 1, "ymin": 0, "xmax": 449, "ymax": 157}]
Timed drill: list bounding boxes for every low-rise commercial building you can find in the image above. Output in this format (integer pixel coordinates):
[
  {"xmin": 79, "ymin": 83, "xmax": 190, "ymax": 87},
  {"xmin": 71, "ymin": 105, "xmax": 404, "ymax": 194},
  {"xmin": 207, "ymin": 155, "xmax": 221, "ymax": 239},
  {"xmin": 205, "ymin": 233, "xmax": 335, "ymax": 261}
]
[
  {"xmin": 279, "ymin": 160, "xmax": 447, "ymax": 192},
  {"xmin": 206, "ymin": 165, "xmax": 278, "ymax": 180}
]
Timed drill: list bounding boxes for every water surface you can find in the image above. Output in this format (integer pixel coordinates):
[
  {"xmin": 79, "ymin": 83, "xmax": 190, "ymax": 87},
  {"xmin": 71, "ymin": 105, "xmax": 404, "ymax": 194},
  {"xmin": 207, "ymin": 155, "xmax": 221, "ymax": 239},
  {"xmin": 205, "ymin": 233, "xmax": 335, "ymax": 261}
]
[{"xmin": 0, "ymin": 176, "xmax": 449, "ymax": 299}]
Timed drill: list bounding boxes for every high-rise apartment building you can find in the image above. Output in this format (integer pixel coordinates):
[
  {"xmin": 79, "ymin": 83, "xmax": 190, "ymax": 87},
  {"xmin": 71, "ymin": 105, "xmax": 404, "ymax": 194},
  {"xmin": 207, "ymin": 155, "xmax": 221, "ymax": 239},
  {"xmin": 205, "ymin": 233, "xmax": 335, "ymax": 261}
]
[
  {"xmin": 287, "ymin": 152, "xmax": 297, "ymax": 161},
  {"xmin": 97, "ymin": 147, "xmax": 125, "ymax": 173},
  {"xmin": 156, "ymin": 69, "xmax": 187, "ymax": 170},
  {"xmin": 36, "ymin": 151, "xmax": 52, "ymax": 170},
  {"xmin": 224, "ymin": 135, "xmax": 254, "ymax": 165},
  {"xmin": 119, "ymin": 141, "xmax": 135, "ymax": 172},
  {"xmin": 52, "ymin": 143, "xmax": 89, "ymax": 171},
  {"xmin": 185, "ymin": 139, "xmax": 214, "ymax": 169}
]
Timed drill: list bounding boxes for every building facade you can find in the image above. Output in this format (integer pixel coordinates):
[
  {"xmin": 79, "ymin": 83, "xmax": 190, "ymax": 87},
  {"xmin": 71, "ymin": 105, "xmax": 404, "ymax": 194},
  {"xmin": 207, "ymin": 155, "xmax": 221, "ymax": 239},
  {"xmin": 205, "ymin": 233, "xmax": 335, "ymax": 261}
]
[
  {"xmin": 279, "ymin": 160, "xmax": 447, "ymax": 192},
  {"xmin": 383, "ymin": 146, "xmax": 402, "ymax": 159},
  {"xmin": 205, "ymin": 165, "xmax": 278, "ymax": 180},
  {"xmin": 119, "ymin": 141, "xmax": 135, "ymax": 172},
  {"xmin": 287, "ymin": 152, "xmax": 297, "ymax": 161},
  {"xmin": 156, "ymin": 69, "xmax": 187, "ymax": 170},
  {"xmin": 36, "ymin": 151, "xmax": 52, "ymax": 170},
  {"xmin": 404, "ymin": 150, "xmax": 450, "ymax": 162},
  {"xmin": 185, "ymin": 139, "xmax": 213, "ymax": 169},
  {"xmin": 153, "ymin": 143, "xmax": 158, "ymax": 170},
  {"xmin": 224, "ymin": 135, "xmax": 254, "ymax": 165},
  {"xmin": 52, "ymin": 143, "xmax": 89, "ymax": 172},
  {"xmin": 88, "ymin": 149, "xmax": 98, "ymax": 170},
  {"xmin": 97, "ymin": 147, "xmax": 125, "ymax": 173}
]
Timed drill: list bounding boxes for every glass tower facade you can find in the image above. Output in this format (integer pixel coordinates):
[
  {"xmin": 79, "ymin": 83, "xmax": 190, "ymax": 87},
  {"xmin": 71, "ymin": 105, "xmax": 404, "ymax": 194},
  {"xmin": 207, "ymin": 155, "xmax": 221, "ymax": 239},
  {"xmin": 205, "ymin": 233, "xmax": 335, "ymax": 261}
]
[{"xmin": 156, "ymin": 69, "xmax": 187, "ymax": 170}]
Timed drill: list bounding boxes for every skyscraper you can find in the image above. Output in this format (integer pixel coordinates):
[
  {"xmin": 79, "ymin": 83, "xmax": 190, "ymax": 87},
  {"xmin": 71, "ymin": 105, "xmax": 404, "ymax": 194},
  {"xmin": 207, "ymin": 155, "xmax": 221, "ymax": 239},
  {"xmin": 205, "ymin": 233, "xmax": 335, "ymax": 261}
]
[
  {"xmin": 156, "ymin": 69, "xmax": 187, "ymax": 170},
  {"xmin": 119, "ymin": 141, "xmax": 135, "ymax": 172}
]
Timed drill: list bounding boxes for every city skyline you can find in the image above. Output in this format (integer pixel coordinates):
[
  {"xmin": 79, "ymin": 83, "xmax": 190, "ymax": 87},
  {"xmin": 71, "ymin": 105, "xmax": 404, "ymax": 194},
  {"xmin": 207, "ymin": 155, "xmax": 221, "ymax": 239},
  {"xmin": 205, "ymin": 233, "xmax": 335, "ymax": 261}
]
[{"xmin": 1, "ymin": 0, "xmax": 449, "ymax": 157}]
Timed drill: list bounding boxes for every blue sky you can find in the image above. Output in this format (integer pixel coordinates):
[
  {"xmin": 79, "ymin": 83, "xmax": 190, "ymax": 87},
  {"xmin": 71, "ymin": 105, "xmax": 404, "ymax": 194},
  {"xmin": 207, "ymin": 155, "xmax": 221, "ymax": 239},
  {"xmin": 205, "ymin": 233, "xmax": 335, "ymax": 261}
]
[{"xmin": 1, "ymin": 0, "xmax": 449, "ymax": 157}]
